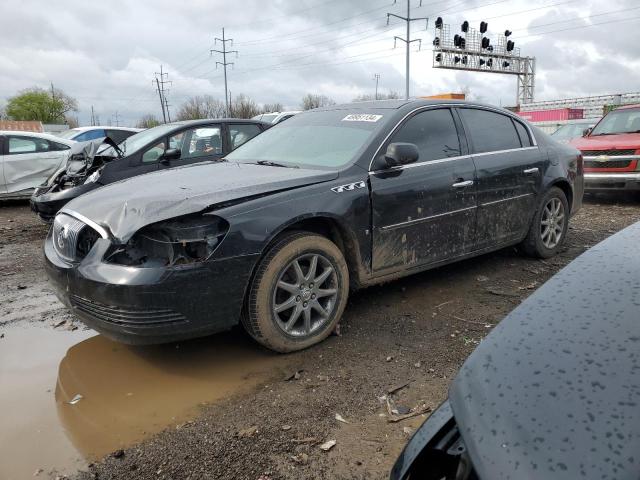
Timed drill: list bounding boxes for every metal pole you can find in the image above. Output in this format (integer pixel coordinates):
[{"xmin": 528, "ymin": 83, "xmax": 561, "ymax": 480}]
[
  {"xmin": 156, "ymin": 77, "xmax": 167, "ymax": 123},
  {"xmin": 405, "ymin": 0, "xmax": 410, "ymax": 100},
  {"xmin": 374, "ymin": 74, "xmax": 380, "ymax": 100}
]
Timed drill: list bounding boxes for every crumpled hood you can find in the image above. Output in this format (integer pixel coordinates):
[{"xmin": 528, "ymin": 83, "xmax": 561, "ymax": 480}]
[
  {"xmin": 570, "ymin": 132, "xmax": 640, "ymax": 152},
  {"xmin": 449, "ymin": 221, "xmax": 640, "ymax": 480},
  {"xmin": 63, "ymin": 161, "xmax": 338, "ymax": 241}
]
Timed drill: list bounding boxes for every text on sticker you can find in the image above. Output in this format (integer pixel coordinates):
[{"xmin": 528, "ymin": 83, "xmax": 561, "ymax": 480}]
[{"xmin": 342, "ymin": 114, "xmax": 383, "ymax": 122}]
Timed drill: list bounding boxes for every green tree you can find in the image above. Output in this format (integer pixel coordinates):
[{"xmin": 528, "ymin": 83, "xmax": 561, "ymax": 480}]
[
  {"xmin": 137, "ymin": 114, "xmax": 161, "ymax": 128},
  {"xmin": 6, "ymin": 87, "xmax": 78, "ymax": 123}
]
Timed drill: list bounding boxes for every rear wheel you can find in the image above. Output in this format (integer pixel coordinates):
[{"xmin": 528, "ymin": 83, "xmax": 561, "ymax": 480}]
[
  {"xmin": 242, "ymin": 232, "xmax": 349, "ymax": 353},
  {"xmin": 521, "ymin": 186, "xmax": 569, "ymax": 258}
]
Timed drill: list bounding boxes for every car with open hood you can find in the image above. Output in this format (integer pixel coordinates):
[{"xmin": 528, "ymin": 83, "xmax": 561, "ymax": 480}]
[
  {"xmin": 571, "ymin": 104, "xmax": 640, "ymax": 192},
  {"xmin": 44, "ymin": 99, "xmax": 583, "ymax": 351},
  {"xmin": 30, "ymin": 118, "xmax": 270, "ymax": 221},
  {"xmin": 390, "ymin": 220, "xmax": 640, "ymax": 480}
]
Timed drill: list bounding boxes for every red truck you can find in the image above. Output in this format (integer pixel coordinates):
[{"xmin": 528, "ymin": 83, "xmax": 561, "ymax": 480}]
[{"xmin": 571, "ymin": 104, "xmax": 640, "ymax": 192}]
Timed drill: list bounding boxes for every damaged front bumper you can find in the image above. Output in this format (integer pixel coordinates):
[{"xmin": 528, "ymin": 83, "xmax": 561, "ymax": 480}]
[
  {"xmin": 31, "ymin": 183, "xmax": 99, "ymax": 222},
  {"xmin": 44, "ymin": 228, "xmax": 259, "ymax": 344}
]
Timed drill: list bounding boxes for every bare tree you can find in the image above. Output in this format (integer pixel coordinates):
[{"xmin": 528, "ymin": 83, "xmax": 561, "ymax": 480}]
[
  {"xmin": 137, "ymin": 114, "xmax": 161, "ymax": 129},
  {"xmin": 175, "ymin": 95, "xmax": 226, "ymax": 121},
  {"xmin": 261, "ymin": 102, "xmax": 284, "ymax": 113},
  {"xmin": 229, "ymin": 94, "xmax": 260, "ymax": 119},
  {"xmin": 351, "ymin": 90, "xmax": 400, "ymax": 102},
  {"xmin": 300, "ymin": 94, "xmax": 336, "ymax": 110}
]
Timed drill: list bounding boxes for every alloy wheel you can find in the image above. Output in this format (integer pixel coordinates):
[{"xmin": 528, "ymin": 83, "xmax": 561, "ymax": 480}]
[
  {"xmin": 272, "ymin": 253, "xmax": 338, "ymax": 337},
  {"xmin": 540, "ymin": 197, "xmax": 565, "ymax": 249}
]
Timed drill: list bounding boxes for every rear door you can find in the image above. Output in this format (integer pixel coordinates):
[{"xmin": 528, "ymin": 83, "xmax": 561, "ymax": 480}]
[
  {"xmin": 370, "ymin": 107, "xmax": 477, "ymax": 274},
  {"xmin": 3, "ymin": 136, "xmax": 69, "ymax": 194},
  {"xmin": 227, "ymin": 123, "xmax": 263, "ymax": 153},
  {"xmin": 457, "ymin": 107, "xmax": 542, "ymax": 249}
]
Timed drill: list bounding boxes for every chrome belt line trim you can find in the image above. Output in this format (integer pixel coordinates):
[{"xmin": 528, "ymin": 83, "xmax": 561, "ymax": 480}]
[
  {"xmin": 59, "ymin": 208, "xmax": 109, "ymax": 239},
  {"xmin": 480, "ymin": 193, "xmax": 533, "ymax": 207},
  {"xmin": 380, "ymin": 206, "xmax": 477, "ymax": 231},
  {"xmin": 369, "ymin": 154, "xmax": 472, "ymax": 175},
  {"xmin": 472, "ymin": 146, "xmax": 539, "ymax": 157},
  {"xmin": 583, "ymin": 155, "xmax": 640, "ymax": 160}
]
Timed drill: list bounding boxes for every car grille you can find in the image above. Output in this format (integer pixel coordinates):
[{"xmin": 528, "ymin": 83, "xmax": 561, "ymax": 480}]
[
  {"xmin": 70, "ymin": 295, "xmax": 187, "ymax": 327},
  {"xmin": 584, "ymin": 159, "xmax": 633, "ymax": 169},
  {"xmin": 53, "ymin": 214, "xmax": 88, "ymax": 262},
  {"xmin": 581, "ymin": 149, "xmax": 636, "ymax": 157}
]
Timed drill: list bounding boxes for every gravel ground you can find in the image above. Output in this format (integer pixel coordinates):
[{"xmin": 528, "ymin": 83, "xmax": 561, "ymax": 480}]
[{"xmin": 1, "ymin": 193, "xmax": 639, "ymax": 480}]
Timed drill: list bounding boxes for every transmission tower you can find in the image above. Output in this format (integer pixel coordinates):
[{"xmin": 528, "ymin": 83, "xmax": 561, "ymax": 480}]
[
  {"xmin": 211, "ymin": 28, "xmax": 238, "ymax": 117},
  {"xmin": 387, "ymin": 0, "xmax": 428, "ymax": 100},
  {"xmin": 154, "ymin": 65, "xmax": 172, "ymax": 123}
]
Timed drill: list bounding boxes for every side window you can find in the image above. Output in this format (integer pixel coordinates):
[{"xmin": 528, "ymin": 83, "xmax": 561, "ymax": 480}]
[
  {"xmin": 390, "ymin": 108, "xmax": 461, "ymax": 161},
  {"xmin": 142, "ymin": 141, "xmax": 166, "ymax": 163},
  {"xmin": 459, "ymin": 109, "xmax": 521, "ymax": 153},
  {"xmin": 229, "ymin": 124, "xmax": 262, "ymax": 150},
  {"xmin": 48, "ymin": 141, "xmax": 71, "ymax": 151},
  {"xmin": 513, "ymin": 120, "xmax": 533, "ymax": 147},
  {"xmin": 181, "ymin": 126, "xmax": 222, "ymax": 159},
  {"xmin": 75, "ymin": 129, "xmax": 106, "ymax": 142},
  {"xmin": 8, "ymin": 137, "xmax": 38, "ymax": 154}
]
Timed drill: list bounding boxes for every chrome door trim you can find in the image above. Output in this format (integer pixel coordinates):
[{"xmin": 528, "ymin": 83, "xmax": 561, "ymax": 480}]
[
  {"xmin": 472, "ymin": 146, "xmax": 539, "ymax": 158},
  {"xmin": 369, "ymin": 154, "xmax": 472, "ymax": 175},
  {"xmin": 452, "ymin": 180, "xmax": 474, "ymax": 188},
  {"xmin": 380, "ymin": 206, "xmax": 477, "ymax": 231},
  {"xmin": 480, "ymin": 193, "xmax": 533, "ymax": 208}
]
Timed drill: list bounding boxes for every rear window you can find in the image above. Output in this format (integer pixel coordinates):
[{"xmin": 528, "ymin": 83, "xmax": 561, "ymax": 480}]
[{"xmin": 459, "ymin": 108, "xmax": 521, "ymax": 153}]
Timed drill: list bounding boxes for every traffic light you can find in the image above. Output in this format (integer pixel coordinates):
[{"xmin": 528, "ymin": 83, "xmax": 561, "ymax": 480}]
[
  {"xmin": 461, "ymin": 21, "xmax": 469, "ymax": 32},
  {"xmin": 480, "ymin": 21, "xmax": 488, "ymax": 33},
  {"xmin": 435, "ymin": 17, "xmax": 443, "ymax": 29},
  {"xmin": 506, "ymin": 40, "xmax": 515, "ymax": 52},
  {"xmin": 433, "ymin": 37, "xmax": 440, "ymax": 47},
  {"xmin": 481, "ymin": 37, "xmax": 490, "ymax": 49}
]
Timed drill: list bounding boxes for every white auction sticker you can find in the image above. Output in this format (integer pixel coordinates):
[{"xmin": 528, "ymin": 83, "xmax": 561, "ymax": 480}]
[{"xmin": 342, "ymin": 114, "xmax": 383, "ymax": 122}]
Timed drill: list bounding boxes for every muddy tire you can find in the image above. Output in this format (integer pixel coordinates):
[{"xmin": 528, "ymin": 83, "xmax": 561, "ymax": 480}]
[
  {"xmin": 242, "ymin": 232, "xmax": 349, "ymax": 353},
  {"xmin": 521, "ymin": 187, "xmax": 570, "ymax": 258}
]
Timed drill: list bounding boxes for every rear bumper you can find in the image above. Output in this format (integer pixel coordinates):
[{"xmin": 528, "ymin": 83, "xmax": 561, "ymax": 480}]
[
  {"xmin": 584, "ymin": 172, "xmax": 640, "ymax": 191},
  {"xmin": 44, "ymin": 230, "xmax": 259, "ymax": 344}
]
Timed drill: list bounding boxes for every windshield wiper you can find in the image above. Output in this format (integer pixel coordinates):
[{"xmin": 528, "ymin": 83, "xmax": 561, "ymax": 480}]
[{"xmin": 253, "ymin": 160, "xmax": 299, "ymax": 168}]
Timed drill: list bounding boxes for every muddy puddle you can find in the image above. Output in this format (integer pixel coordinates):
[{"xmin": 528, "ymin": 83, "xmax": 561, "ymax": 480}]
[{"xmin": 0, "ymin": 323, "xmax": 286, "ymax": 479}]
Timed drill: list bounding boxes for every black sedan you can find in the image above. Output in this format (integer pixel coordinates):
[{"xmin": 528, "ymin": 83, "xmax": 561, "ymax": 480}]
[
  {"xmin": 391, "ymin": 220, "xmax": 640, "ymax": 480},
  {"xmin": 44, "ymin": 99, "xmax": 583, "ymax": 351},
  {"xmin": 30, "ymin": 119, "xmax": 270, "ymax": 221}
]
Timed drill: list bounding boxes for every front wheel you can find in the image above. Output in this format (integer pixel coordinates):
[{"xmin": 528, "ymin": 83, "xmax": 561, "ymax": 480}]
[
  {"xmin": 242, "ymin": 232, "xmax": 349, "ymax": 353},
  {"xmin": 521, "ymin": 186, "xmax": 570, "ymax": 258}
]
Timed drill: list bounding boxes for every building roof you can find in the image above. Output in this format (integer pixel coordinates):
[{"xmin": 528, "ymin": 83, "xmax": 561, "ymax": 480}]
[{"xmin": 0, "ymin": 120, "xmax": 44, "ymax": 132}]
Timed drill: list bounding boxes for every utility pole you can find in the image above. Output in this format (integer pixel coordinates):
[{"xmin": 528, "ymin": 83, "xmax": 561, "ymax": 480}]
[
  {"xmin": 154, "ymin": 65, "xmax": 172, "ymax": 123},
  {"xmin": 90, "ymin": 105, "xmax": 96, "ymax": 126},
  {"xmin": 164, "ymin": 96, "xmax": 171, "ymax": 123},
  {"xmin": 112, "ymin": 111, "xmax": 121, "ymax": 127},
  {"xmin": 211, "ymin": 28, "xmax": 238, "ymax": 117},
  {"xmin": 373, "ymin": 73, "xmax": 380, "ymax": 100},
  {"xmin": 387, "ymin": 0, "xmax": 428, "ymax": 100}
]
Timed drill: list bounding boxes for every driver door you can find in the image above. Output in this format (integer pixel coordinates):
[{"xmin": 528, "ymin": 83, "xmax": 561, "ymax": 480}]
[
  {"xmin": 162, "ymin": 125, "xmax": 223, "ymax": 169},
  {"xmin": 370, "ymin": 108, "xmax": 477, "ymax": 274}
]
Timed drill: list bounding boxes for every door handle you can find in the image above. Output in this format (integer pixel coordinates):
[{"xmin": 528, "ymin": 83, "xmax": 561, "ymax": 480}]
[
  {"xmin": 523, "ymin": 167, "xmax": 539, "ymax": 175},
  {"xmin": 452, "ymin": 180, "xmax": 474, "ymax": 188}
]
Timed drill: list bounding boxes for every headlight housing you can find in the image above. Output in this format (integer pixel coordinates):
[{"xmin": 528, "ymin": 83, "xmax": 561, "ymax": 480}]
[{"xmin": 106, "ymin": 214, "xmax": 229, "ymax": 267}]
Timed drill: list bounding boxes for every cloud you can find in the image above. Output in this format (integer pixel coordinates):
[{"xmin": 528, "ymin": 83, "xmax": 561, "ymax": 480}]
[{"xmin": 0, "ymin": 0, "xmax": 638, "ymax": 125}]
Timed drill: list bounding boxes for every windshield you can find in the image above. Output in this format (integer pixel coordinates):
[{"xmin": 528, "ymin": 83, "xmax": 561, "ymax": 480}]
[
  {"xmin": 118, "ymin": 124, "xmax": 176, "ymax": 155},
  {"xmin": 57, "ymin": 128, "xmax": 82, "ymax": 139},
  {"xmin": 591, "ymin": 108, "xmax": 640, "ymax": 136},
  {"xmin": 551, "ymin": 123, "xmax": 592, "ymax": 140},
  {"xmin": 225, "ymin": 109, "xmax": 385, "ymax": 169}
]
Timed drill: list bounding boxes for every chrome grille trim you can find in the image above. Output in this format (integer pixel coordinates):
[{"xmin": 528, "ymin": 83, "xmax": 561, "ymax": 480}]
[{"xmin": 53, "ymin": 214, "xmax": 87, "ymax": 262}]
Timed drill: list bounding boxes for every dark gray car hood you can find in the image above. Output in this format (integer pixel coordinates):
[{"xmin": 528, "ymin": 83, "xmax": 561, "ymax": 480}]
[
  {"xmin": 449, "ymin": 221, "xmax": 640, "ymax": 480},
  {"xmin": 63, "ymin": 161, "xmax": 338, "ymax": 241}
]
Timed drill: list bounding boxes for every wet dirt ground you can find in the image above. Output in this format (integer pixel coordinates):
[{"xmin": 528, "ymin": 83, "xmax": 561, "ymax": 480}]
[{"xmin": 1, "ymin": 194, "xmax": 639, "ymax": 480}]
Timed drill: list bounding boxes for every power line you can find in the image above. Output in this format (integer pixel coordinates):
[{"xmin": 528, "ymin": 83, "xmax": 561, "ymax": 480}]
[{"xmin": 211, "ymin": 28, "xmax": 237, "ymax": 117}]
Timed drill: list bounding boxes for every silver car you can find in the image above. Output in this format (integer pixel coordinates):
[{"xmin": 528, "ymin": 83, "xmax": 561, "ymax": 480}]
[{"xmin": 0, "ymin": 131, "xmax": 74, "ymax": 199}]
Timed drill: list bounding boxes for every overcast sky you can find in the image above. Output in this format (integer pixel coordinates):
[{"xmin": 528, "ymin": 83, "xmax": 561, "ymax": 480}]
[{"xmin": 1, "ymin": 0, "xmax": 638, "ymax": 126}]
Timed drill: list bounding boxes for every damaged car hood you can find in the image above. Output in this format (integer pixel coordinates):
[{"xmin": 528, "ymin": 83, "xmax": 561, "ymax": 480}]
[
  {"xmin": 449, "ymin": 221, "xmax": 640, "ymax": 480},
  {"xmin": 62, "ymin": 161, "xmax": 338, "ymax": 241}
]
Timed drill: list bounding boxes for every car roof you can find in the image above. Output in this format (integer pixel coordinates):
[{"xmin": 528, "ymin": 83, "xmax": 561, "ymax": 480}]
[
  {"xmin": 68, "ymin": 126, "xmax": 141, "ymax": 132},
  {"xmin": 169, "ymin": 118, "xmax": 271, "ymax": 127},
  {"xmin": 0, "ymin": 130, "xmax": 75, "ymax": 145},
  {"xmin": 315, "ymin": 98, "xmax": 514, "ymax": 112},
  {"xmin": 614, "ymin": 103, "xmax": 640, "ymax": 110}
]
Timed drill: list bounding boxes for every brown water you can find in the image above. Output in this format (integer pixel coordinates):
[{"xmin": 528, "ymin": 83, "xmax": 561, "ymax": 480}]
[{"xmin": 0, "ymin": 323, "xmax": 285, "ymax": 479}]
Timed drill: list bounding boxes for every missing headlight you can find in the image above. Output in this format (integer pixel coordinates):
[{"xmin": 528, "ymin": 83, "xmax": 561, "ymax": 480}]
[{"xmin": 106, "ymin": 214, "xmax": 229, "ymax": 267}]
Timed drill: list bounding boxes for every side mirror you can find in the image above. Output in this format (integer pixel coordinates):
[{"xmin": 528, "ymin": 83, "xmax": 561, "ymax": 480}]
[
  {"xmin": 582, "ymin": 127, "xmax": 592, "ymax": 137},
  {"xmin": 384, "ymin": 142, "xmax": 419, "ymax": 168},
  {"xmin": 161, "ymin": 148, "xmax": 181, "ymax": 162}
]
